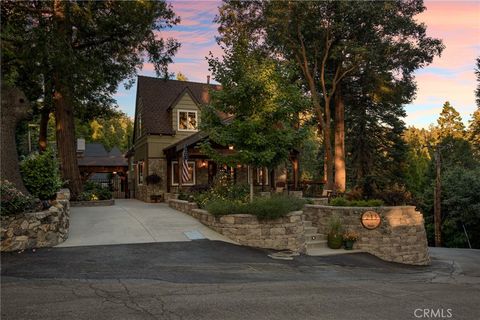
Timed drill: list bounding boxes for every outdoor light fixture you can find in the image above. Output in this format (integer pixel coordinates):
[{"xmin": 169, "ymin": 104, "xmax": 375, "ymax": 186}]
[
  {"xmin": 228, "ymin": 145, "xmax": 234, "ymax": 150},
  {"xmin": 201, "ymin": 160, "xmax": 207, "ymax": 168}
]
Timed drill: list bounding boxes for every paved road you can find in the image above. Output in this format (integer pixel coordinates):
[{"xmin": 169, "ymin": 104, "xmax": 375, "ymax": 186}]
[
  {"xmin": 58, "ymin": 199, "xmax": 232, "ymax": 247},
  {"xmin": 2, "ymin": 243, "xmax": 479, "ymax": 320}
]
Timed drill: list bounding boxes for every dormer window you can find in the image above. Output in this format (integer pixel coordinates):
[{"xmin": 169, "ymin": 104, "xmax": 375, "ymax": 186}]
[{"xmin": 178, "ymin": 110, "xmax": 197, "ymax": 131}]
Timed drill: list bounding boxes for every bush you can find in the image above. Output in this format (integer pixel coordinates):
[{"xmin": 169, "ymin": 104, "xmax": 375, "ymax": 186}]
[
  {"xmin": 77, "ymin": 181, "xmax": 112, "ymax": 201},
  {"xmin": 0, "ymin": 180, "xmax": 36, "ymax": 216},
  {"xmin": 205, "ymin": 195, "xmax": 307, "ymax": 220},
  {"xmin": 330, "ymin": 197, "xmax": 384, "ymax": 207},
  {"xmin": 20, "ymin": 148, "xmax": 63, "ymax": 200},
  {"xmin": 375, "ymin": 184, "xmax": 413, "ymax": 206}
]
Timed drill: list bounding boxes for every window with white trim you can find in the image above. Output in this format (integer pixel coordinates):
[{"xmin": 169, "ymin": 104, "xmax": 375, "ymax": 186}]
[
  {"xmin": 177, "ymin": 110, "xmax": 198, "ymax": 131},
  {"xmin": 172, "ymin": 161, "xmax": 195, "ymax": 185},
  {"xmin": 137, "ymin": 161, "xmax": 144, "ymax": 185},
  {"xmin": 247, "ymin": 167, "xmax": 269, "ymax": 185}
]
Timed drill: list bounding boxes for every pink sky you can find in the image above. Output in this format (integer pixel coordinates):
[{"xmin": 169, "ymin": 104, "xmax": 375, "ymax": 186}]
[{"xmin": 116, "ymin": 0, "xmax": 480, "ymax": 128}]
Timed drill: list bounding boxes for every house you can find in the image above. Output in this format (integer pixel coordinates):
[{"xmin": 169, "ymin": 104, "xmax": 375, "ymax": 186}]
[
  {"xmin": 127, "ymin": 76, "xmax": 300, "ymax": 202},
  {"xmin": 77, "ymin": 142, "xmax": 129, "ymax": 198}
]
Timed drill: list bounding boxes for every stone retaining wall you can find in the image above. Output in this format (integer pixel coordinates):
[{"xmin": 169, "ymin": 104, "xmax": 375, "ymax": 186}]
[
  {"xmin": 1, "ymin": 189, "xmax": 70, "ymax": 252},
  {"xmin": 303, "ymin": 205, "xmax": 430, "ymax": 265},
  {"xmin": 168, "ymin": 199, "xmax": 305, "ymax": 252}
]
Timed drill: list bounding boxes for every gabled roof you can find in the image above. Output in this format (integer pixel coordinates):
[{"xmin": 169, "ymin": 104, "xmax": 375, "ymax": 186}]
[
  {"xmin": 78, "ymin": 143, "xmax": 128, "ymax": 167},
  {"xmin": 135, "ymin": 76, "xmax": 220, "ymax": 136}
]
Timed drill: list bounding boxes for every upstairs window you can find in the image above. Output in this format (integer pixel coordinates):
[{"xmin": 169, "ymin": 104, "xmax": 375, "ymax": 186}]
[{"xmin": 178, "ymin": 110, "xmax": 197, "ymax": 131}]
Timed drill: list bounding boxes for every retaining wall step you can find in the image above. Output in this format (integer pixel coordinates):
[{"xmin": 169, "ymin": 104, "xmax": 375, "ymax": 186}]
[
  {"xmin": 304, "ymin": 227, "xmax": 318, "ymax": 235},
  {"xmin": 305, "ymin": 239, "xmax": 328, "ymax": 249},
  {"xmin": 303, "ymin": 220, "xmax": 312, "ymax": 228}
]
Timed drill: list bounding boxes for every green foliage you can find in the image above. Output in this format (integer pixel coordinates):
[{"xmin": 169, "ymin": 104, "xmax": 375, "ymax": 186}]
[
  {"xmin": 20, "ymin": 148, "xmax": 63, "ymax": 200},
  {"xmin": 467, "ymin": 108, "xmax": 480, "ymax": 158},
  {"xmin": 476, "ymin": 57, "xmax": 480, "ymax": 107},
  {"xmin": 201, "ymin": 32, "xmax": 308, "ymax": 171},
  {"xmin": 327, "ymin": 215, "xmax": 343, "ymax": 235},
  {"xmin": 375, "ymin": 184, "xmax": 413, "ymax": 206},
  {"xmin": 75, "ymin": 114, "xmax": 133, "ymax": 152},
  {"xmin": 440, "ymin": 166, "xmax": 480, "ymax": 248},
  {"xmin": 436, "ymin": 102, "xmax": 465, "ymax": 139},
  {"xmin": 330, "ymin": 197, "xmax": 384, "ymax": 207},
  {"xmin": 205, "ymin": 195, "xmax": 307, "ymax": 220},
  {"xmin": 0, "ymin": 180, "xmax": 36, "ymax": 216},
  {"xmin": 190, "ymin": 171, "xmax": 249, "ymax": 208},
  {"xmin": 77, "ymin": 181, "xmax": 112, "ymax": 201}
]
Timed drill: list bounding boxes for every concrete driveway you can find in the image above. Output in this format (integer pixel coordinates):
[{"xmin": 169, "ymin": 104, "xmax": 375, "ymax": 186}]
[{"xmin": 57, "ymin": 199, "xmax": 232, "ymax": 247}]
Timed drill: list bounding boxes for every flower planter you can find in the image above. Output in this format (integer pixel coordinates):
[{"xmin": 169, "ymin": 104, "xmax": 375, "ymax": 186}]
[
  {"xmin": 327, "ymin": 233, "xmax": 343, "ymax": 249},
  {"xmin": 344, "ymin": 240, "xmax": 355, "ymax": 250}
]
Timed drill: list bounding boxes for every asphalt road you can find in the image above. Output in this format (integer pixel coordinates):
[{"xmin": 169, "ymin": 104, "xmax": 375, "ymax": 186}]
[{"xmin": 2, "ymin": 241, "xmax": 479, "ymax": 320}]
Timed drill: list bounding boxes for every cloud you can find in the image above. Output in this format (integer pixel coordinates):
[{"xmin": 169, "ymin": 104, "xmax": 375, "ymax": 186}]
[{"xmin": 408, "ymin": 0, "xmax": 480, "ymax": 127}]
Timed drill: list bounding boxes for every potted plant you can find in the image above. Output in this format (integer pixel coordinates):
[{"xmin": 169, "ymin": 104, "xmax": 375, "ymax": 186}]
[
  {"xmin": 343, "ymin": 230, "xmax": 359, "ymax": 250},
  {"xmin": 327, "ymin": 214, "xmax": 343, "ymax": 249}
]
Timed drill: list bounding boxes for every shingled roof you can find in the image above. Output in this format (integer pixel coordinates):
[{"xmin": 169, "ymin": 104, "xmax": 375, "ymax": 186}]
[
  {"xmin": 135, "ymin": 76, "xmax": 220, "ymax": 137},
  {"xmin": 77, "ymin": 143, "xmax": 128, "ymax": 167}
]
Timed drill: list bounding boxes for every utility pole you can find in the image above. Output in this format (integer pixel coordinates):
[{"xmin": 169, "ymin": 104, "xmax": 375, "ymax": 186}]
[
  {"xmin": 433, "ymin": 146, "xmax": 442, "ymax": 247},
  {"xmin": 424, "ymin": 135, "xmax": 443, "ymax": 248}
]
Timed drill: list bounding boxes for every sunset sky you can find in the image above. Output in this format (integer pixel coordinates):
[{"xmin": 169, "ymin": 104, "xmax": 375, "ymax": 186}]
[{"xmin": 115, "ymin": 0, "xmax": 480, "ymax": 128}]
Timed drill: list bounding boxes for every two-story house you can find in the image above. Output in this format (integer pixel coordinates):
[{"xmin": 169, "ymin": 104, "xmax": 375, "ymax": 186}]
[{"xmin": 127, "ymin": 75, "xmax": 300, "ymax": 202}]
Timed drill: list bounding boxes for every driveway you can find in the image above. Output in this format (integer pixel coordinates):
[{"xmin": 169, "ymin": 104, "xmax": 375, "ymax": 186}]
[{"xmin": 57, "ymin": 199, "xmax": 232, "ymax": 247}]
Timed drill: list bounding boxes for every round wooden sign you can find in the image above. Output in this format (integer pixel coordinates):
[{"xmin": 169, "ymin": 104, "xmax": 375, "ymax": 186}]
[{"xmin": 361, "ymin": 211, "xmax": 381, "ymax": 230}]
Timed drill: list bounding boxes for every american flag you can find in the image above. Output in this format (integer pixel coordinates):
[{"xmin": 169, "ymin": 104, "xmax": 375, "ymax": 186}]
[{"xmin": 181, "ymin": 145, "xmax": 190, "ymax": 183}]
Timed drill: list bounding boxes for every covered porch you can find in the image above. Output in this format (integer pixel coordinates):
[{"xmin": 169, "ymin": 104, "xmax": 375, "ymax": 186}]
[{"xmin": 163, "ymin": 132, "xmax": 301, "ymax": 194}]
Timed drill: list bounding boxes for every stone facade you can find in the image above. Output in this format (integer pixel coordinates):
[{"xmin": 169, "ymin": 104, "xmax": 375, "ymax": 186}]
[
  {"xmin": 1, "ymin": 189, "xmax": 70, "ymax": 252},
  {"xmin": 303, "ymin": 205, "xmax": 430, "ymax": 265},
  {"xmin": 168, "ymin": 199, "xmax": 305, "ymax": 252}
]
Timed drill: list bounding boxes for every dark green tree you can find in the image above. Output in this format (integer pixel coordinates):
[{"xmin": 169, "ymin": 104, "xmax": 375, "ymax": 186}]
[
  {"xmin": 215, "ymin": 0, "xmax": 444, "ymax": 191},
  {"xmin": 436, "ymin": 101, "xmax": 465, "ymax": 139},
  {"xmin": 475, "ymin": 57, "xmax": 480, "ymax": 107},
  {"xmin": 201, "ymin": 36, "xmax": 307, "ymax": 200},
  {"xmin": 468, "ymin": 108, "xmax": 480, "ymax": 157},
  {"xmin": 1, "ymin": 1, "xmax": 180, "ymax": 198}
]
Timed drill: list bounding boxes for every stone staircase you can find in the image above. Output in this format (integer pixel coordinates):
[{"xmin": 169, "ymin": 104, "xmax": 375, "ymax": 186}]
[{"xmin": 303, "ymin": 220, "xmax": 328, "ymax": 254}]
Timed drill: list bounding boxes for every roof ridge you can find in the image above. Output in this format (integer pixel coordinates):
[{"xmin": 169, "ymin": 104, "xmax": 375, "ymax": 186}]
[{"xmin": 138, "ymin": 75, "xmax": 217, "ymax": 86}]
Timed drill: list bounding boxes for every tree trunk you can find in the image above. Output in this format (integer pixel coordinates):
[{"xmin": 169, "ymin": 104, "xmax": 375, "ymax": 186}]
[
  {"xmin": 53, "ymin": 77, "xmax": 82, "ymax": 198},
  {"xmin": 52, "ymin": 0, "xmax": 82, "ymax": 199},
  {"xmin": 38, "ymin": 108, "xmax": 49, "ymax": 152},
  {"xmin": 334, "ymin": 90, "xmax": 346, "ymax": 192},
  {"xmin": 323, "ymin": 97, "xmax": 334, "ymax": 190},
  {"xmin": 0, "ymin": 85, "xmax": 31, "ymax": 194},
  {"xmin": 249, "ymin": 166, "xmax": 254, "ymax": 202}
]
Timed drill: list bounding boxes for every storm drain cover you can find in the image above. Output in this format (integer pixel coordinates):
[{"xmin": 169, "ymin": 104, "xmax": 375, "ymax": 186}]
[{"xmin": 184, "ymin": 230, "xmax": 206, "ymax": 240}]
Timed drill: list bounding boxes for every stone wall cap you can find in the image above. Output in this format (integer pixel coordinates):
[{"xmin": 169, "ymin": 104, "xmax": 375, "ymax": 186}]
[
  {"xmin": 169, "ymin": 199, "xmax": 189, "ymax": 204},
  {"xmin": 304, "ymin": 204, "xmax": 416, "ymax": 210}
]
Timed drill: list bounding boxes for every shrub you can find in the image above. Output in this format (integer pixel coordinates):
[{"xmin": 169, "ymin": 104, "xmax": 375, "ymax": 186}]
[
  {"xmin": 375, "ymin": 184, "xmax": 413, "ymax": 206},
  {"xmin": 327, "ymin": 214, "xmax": 343, "ymax": 235},
  {"xmin": 0, "ymin": 180, "xmax": 36, "ymax": 216},
  {"xmin": 205, "ymin": 195, "xmax": 307, "ymax": 220},
  {"xmin": 330, "ymin": 197, "xmax": 384, "ymax": 207},
  {"xmin": 330, "ymin": 197, "xmax": 350, "ymax": 206},
  {"xmin": 20, "ymin": 148, "xmax": 63, "ymax": 200},
  {"xmin": 77, "ymin": 181, "xmax": 112, "ymax": 201}
]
